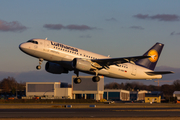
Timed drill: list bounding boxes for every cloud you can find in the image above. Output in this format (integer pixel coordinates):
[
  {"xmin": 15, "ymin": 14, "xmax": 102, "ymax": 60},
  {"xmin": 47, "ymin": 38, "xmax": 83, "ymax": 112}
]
[
  {"xmin": 170, "ymin": 31, "xmax": 180, "ymax": 36},
  {"xmin": 106, "ymin": 17, "xmax": 117, "ymax": 22},
  {"xmin": 134, "ymin": 14, "xmax": 180, "ymax": 21},
  {"xmin": 43, "ymin": 24, "xmax": 64, "ymax": 30},
  {"xmin": 43, "ymin": 24, "xmax": 96, "ymax": 31},
  {"xmin": 129, "ymin": 26, "xmax": 144, "ymax": 30},
  {"xmin": 0, "ymin": 20, "xmax": 27, "ymax": 32}
]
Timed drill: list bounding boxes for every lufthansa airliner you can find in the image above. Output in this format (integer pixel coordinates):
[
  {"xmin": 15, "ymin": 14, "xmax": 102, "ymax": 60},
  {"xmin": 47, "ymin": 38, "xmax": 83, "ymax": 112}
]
[{"xmin": 19, "ymin": 38, "xmax": 173, "ymax": 83}]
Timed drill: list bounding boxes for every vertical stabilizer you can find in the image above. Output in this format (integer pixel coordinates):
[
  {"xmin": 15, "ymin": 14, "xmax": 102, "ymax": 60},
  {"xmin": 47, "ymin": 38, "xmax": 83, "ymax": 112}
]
[{"xmin": 135, "ymin": 43, "xmax": 164, "ymax": 70}]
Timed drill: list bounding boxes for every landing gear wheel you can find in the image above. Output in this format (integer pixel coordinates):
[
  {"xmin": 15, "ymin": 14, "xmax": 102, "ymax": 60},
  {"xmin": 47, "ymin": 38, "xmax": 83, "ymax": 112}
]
[
  {"xmin": 92, "ymin": 76, "xmax": 100, "ymax": 82},
  {"xmin": 36, "ymin": 58, "xmax": 43, "ymax": 70},
  {"xmin": 74, "ymin": 78, "xmax": 81, "ymax": 84},
  {"xmin": 36, "ymin": 65, "xmax": 41, "ymax": 70}
]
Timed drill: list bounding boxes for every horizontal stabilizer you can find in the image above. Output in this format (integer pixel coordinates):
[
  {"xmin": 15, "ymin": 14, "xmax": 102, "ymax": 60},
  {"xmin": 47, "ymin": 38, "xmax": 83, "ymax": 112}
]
[{"xmin": 146, "ymin": 71, "xmax": 174, "ymax": 75}]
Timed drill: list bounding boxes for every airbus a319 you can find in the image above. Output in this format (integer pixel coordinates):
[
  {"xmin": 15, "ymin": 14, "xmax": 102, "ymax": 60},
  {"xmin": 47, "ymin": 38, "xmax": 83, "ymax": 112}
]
[{"xmin": 19, "ymin": 38, "xmax": 173, "ymax": 84}]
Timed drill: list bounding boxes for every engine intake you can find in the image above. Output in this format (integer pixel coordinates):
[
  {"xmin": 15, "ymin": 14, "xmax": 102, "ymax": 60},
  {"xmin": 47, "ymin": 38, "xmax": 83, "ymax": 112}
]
[
  {"xmin": 45, "ymin": 62, "xmax": 68, "ymax": 74},
  {"xmin": 73, "ymin": 58, "xmax": 91, "ymax": 71}
]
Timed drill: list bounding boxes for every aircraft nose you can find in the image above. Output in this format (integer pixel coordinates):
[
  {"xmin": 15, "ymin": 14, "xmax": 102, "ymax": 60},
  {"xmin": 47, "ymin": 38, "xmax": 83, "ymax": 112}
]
[{"xmin": 19, "ymin": 43, "xmax": 26, "ymax": 52}]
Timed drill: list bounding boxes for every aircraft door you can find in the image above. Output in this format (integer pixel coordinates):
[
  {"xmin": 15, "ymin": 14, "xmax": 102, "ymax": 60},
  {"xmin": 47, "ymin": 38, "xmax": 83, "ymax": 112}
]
[
  {"xmin": 44, "ymin": 40, "xmax": 50, "ymax": 48},
  {"xmin": 131, "ymin": 64, "xmax": 137, "ymax": 76}
]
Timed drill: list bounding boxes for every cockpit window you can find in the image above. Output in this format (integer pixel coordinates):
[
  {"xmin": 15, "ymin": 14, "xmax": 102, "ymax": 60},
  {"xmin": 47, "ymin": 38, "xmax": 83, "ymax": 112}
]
[{"xmin": 27, "ymin": 40, "xmax": 38, "ymax": 44}]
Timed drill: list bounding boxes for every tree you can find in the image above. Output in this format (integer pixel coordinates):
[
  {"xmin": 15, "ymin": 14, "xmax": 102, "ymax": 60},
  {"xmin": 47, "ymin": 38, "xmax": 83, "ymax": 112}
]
[
  {"xmin": 0, "ymin": 77, "xmax": 17, "ymax": 93},
  {"xmin": 104, "ymin": 82, "xmax": 122, "ymax": 89},
  {"xmin": 173, "ymin": 80, "xmax": 180, "ymax": 91},
  {"xmin": 161, "ymin": 84, "xmax": 174, "ymax": 97}
]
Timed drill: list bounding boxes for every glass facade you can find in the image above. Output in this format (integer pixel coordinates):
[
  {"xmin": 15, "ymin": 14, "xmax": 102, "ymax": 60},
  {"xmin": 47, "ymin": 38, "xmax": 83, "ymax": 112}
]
[{"xmin": 108, "ymin": 92, "xmax": 120, "ymax": 101}]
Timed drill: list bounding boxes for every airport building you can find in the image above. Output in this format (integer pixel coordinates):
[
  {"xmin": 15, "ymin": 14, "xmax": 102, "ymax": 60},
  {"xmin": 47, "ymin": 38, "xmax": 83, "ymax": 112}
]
[
  {"xmin": 25, "ymin": 82, "xmax": 72, "ymax": 99},
  {"xmin": 72, "ymin": 76, "xmax": 104, "ymax": 100},
  {"xmin": 145, "ymin": 93, "xmax": 161, "ymax": 103},
  {"xmin": 24, "ymin": 76, "xmax": 158, "ymax": 102},
  {"xmin": 130, "ymin": 90, "xmax": 149, "ymax": 101},
  {"xmin": 104, "ymin": 89, "xmax": 130, "ymax": 101},
  {"xmin": 25, "ymin": 76, "xmax": 104, "ymax": 100},
  {"xmin": 173, "ymin": 91, "xmax": 180, "ymax": 100}
]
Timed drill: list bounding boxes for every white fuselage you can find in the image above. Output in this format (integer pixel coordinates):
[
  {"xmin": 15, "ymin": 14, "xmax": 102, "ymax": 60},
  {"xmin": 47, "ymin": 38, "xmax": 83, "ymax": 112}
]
[{"xmin": 19, "ymin": 39, "xmax": 162, "ymax": 80}]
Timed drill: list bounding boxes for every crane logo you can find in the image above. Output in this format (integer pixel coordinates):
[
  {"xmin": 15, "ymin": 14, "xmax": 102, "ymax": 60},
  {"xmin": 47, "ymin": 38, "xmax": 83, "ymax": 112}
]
[{"xmin": 148, "ymin": 49, "xmax": 158, "ymax": 62}]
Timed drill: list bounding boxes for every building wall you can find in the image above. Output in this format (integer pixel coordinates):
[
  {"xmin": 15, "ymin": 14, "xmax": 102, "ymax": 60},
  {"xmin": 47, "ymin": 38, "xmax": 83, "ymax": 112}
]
[
  {"xmin": 26, "ymin": 82, "xmax": 60, "ymax": 97},
  {"xmin": 72, "ymin": 76, "xmax": 104, "ymax": 91},
  {"xmin": 173, "ymin": 91, "xmax": 180, "ymax": 100},
  {"xmin": 104, "ymin": 89, "xmax": 130, "ymax": 101},
  {"xmin": 137, "ymin": 91, "xmax": 148, "ymax": 101},
  {"xmin": 55, "ymin": 88, "xmax": 72, "ymax": 99},
  {"xmin": 121, "ymin": 92, "xmax": 129, "ymax": 101},
  {"xmin": 72, "ymin": 76, "xmax": 104, "ymax": 100},
  {"xmin": 145, "ymin": 96, "xmax": 161, "ymax": 103}
]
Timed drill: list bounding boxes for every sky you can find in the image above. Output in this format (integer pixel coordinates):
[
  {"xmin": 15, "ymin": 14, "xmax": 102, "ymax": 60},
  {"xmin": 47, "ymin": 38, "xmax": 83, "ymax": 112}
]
[{"xmin": 0, "ymin": 0, "xmax": 180, "ymax": 85}]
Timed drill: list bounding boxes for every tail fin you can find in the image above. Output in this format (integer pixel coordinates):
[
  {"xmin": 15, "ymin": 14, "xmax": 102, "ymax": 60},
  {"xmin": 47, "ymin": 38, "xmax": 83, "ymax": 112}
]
[{"xmin": 135, "ymin": 42, "xmax": 164, "ymax": 70}]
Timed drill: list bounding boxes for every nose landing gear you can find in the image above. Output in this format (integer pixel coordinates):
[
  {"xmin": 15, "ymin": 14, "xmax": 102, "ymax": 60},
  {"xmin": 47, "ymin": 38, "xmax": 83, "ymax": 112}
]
[{"xmin": 36, "ymin": 58, "xmax": 43, "ymax": 70}]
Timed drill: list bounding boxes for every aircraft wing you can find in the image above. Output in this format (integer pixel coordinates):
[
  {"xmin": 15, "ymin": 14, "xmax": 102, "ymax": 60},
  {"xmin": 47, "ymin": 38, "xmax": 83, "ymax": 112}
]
[
  {"xmin": 91, "ymin": 56, "xmax": 150, "ymax": 68},
  {"xmin": 146, "ymin": 71, "xmax": 174, "ymax": 75}
]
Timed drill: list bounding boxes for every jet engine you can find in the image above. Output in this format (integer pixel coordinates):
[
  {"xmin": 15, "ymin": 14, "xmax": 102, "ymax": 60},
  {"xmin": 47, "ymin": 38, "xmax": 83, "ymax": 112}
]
[
  {"xmin": 45, "ymin": 62, "xmax": 68, "ymax": 74},
  {"xmin": 72, "ymin": 58, "xmax": 92, "ymax": 71}
]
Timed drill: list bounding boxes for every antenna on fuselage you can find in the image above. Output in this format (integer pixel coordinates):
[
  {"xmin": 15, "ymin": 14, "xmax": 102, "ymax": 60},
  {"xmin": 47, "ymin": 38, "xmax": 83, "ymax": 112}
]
[{"xmin": 45, "ymin": 38, "xmax": 48, "ymax": 40}]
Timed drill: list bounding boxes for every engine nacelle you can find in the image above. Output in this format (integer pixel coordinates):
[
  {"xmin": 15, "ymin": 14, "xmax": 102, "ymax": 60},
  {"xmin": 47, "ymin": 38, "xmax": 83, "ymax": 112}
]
[
  {"xmin": 45, "ymin": 62, "xmax": 68, "ymax": 74},
  {"xmin": 73, "ymin": 58, "xmax": 91, "ymax": 71}
]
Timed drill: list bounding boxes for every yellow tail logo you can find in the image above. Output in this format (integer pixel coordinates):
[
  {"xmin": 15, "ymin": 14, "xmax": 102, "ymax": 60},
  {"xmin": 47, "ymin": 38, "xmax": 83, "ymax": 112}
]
[{"xmin": 148, "ymin": 49, "xmax": 158, "ymax": 62}]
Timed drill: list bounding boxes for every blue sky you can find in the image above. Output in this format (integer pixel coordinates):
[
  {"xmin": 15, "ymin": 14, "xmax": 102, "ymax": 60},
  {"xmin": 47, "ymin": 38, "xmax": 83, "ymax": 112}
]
[{"xmin": 0, "ymin": 0, "xmax": 180, "ymax": 85}]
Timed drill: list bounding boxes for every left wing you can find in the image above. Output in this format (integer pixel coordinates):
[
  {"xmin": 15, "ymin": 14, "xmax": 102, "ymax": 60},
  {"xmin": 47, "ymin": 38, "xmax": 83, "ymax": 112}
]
[{"xmin": 91, "ymin": 56, "xmax": 150, "ymax": 68}]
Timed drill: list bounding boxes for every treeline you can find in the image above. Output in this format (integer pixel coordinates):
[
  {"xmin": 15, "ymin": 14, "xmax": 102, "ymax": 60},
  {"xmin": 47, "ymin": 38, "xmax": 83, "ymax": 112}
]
[
  {"xmin": 0, "ymin": 77, "xmax": 25, "ymax": 96},
  {"xmin": 104, "ymin": 80, "xmax": 180, "ymax": 97}
]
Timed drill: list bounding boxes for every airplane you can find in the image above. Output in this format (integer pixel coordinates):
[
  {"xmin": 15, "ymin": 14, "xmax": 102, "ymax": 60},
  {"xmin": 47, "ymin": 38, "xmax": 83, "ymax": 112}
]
[{"xmin": 19, "ymin": 38, "xmax": 173, "ymax": 84}]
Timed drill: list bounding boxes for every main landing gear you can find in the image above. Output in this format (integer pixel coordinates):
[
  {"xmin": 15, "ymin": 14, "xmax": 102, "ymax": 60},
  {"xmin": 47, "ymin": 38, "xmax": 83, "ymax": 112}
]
[
  {"xmin": 92, "ymin": 69, "xmax": 100, "ymax": 82},
  {"xmin": 36, "ymin": 58, "xmax": 43, "ymax": 70},
  {"xmin": 92, "ymin": 76, "xmax": 100, "ymax": 82},
  {"xmin": 74, "ymin": 70, "xmax": 81, "ymax": 84},
  {"xmin": 73, "ymin": 70, "xmax": 100, "ymax": 84},
  {"xmin": 74, "ymin": 77, "xmax": 82, "ymax": 84}
]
